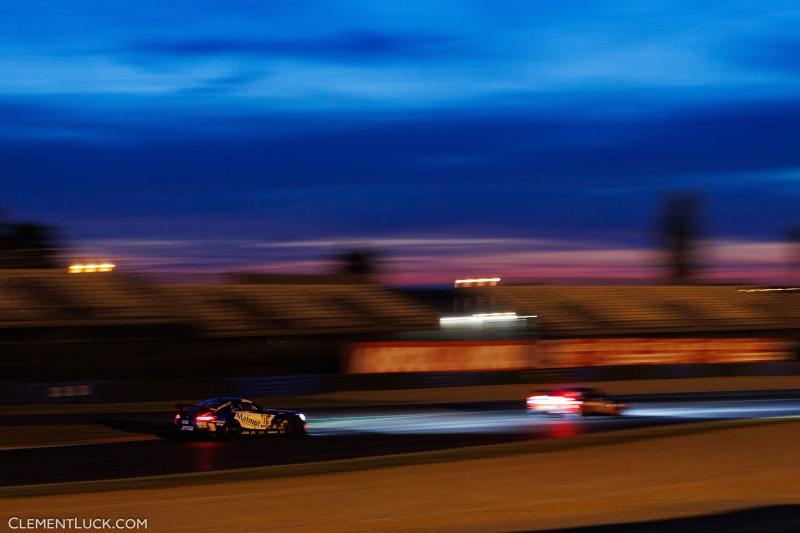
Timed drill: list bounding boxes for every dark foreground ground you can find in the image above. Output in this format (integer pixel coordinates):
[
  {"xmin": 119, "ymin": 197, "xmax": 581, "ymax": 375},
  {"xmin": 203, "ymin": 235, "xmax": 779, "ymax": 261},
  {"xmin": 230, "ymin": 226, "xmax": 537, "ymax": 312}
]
[
  {"xmin": 2, "ymin": 419, "xmax": 799, "ymax": 532},
  {"xmin": 538, "ymin": 505, "xmax": 800, "ymax": 533}
]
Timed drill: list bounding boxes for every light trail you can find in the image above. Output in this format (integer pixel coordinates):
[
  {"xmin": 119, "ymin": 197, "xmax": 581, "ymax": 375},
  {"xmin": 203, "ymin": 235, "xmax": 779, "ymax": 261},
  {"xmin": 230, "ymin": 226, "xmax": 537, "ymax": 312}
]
[{"xmin": 306, "ymin": 399, "xmax": 800, "ymax": 436}]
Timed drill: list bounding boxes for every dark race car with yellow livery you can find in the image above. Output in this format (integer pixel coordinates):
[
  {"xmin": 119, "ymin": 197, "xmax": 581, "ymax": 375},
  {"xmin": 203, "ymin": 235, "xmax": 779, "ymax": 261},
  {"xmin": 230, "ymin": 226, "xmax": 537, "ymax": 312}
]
[{"xmin": 174, "ymin": 397, "xmax": 307, "ymax": 438}]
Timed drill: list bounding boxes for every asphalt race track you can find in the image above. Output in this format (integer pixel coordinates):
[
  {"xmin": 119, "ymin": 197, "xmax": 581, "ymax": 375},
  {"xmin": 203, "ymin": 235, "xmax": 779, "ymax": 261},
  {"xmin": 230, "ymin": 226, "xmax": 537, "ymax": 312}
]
[{"xmin": 3, "ymin": 391, "xmax": 800, "ymax": 487}]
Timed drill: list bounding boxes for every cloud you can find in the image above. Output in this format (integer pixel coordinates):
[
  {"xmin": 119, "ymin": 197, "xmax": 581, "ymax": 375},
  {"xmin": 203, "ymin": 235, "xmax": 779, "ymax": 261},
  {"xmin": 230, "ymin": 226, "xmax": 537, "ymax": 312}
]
[
  {"xmin": 709, "ymin": 239, "xmax": 788, "ymax": 265},
  {"xmin": 0, "ymin": 98, "xmax": 115, "ymax": 141},
  {"xmin": 4, "ymin": 95, "xmax": 800, "ymax": 250},
  {"xmin": 69, "ymin": 234, "xmax": 793, "ymax": 285},
  {"xmin": 737, "ymin": 38, "xmax": 800, "ymax": 74},
  {"xmin": 129, "ymin": 31, "xmax": 465, "ymax": 63},
  {"xmin": 177, "ymin": 71, "xmax": 267, "ymax": 96},
  {"xmin": 256, "ymin": 237, "xmax": 563, "ymax": 250}
]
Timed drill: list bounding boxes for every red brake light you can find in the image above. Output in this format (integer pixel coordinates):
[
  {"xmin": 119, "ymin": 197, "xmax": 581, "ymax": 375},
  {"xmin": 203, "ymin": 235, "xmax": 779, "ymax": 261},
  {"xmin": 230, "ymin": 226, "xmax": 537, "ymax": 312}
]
[
  {"xmin": 196, "ymin": 414, "xmax": 216, "ymax": 422},
  {"xmin": 174, "ymin": 413, "xmax": 181, "ymax": 420}
]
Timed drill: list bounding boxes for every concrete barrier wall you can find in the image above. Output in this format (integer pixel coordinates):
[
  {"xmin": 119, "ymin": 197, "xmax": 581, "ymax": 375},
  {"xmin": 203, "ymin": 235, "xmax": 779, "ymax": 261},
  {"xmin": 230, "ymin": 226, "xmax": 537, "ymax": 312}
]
[
  {"xmin": 345, "ymin": 337, "xmax": 792, "ymax": 374},
  {"xmin": 3, "ymin": 361, "xmax": 800, "ymax": 404}
]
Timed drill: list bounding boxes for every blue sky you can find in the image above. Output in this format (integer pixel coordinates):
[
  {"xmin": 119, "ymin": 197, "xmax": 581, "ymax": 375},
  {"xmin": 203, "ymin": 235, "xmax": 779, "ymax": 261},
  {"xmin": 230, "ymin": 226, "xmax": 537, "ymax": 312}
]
[{"xmin": 2, "ymin": 1, "xmax": 800, "ymax": 283}]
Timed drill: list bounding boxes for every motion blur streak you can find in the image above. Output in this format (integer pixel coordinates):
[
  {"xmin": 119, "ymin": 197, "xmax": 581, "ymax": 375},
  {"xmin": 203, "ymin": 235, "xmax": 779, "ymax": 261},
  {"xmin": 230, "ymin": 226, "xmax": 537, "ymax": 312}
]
[
  {"xmin": 307, "ymin": 398, "xmax": 800, "ymax": 435},
  {"xmin": 626, "ymin": 400, "xmax": 800, "ymax": 419}
]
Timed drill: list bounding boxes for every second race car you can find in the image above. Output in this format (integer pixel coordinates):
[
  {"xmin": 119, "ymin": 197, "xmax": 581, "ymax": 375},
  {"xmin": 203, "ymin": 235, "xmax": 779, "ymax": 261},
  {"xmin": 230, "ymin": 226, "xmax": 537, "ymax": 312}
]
[
  {"xmin": 174, "ymin": 397, "xmax": 307, "ymax": 438},
  {"xmin": 526, "ymin": 386, "xmax": 626, "ymax": 417}
]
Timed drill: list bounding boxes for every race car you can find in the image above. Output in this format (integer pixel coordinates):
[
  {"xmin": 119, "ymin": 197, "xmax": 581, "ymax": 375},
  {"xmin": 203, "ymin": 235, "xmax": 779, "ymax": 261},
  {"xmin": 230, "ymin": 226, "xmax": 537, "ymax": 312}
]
[
  {"xmin": 526, "ymin": 386, "xmax": 626, "ymax": 417},
  {"xmin": 173, "ymin": 397, "xmax": 307, "ymax": 438}
]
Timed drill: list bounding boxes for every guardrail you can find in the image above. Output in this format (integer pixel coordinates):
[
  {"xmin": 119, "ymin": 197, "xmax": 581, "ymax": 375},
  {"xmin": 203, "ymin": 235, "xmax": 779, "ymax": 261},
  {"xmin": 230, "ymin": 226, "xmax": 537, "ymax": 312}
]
[{"xmin": 2, "ymin": 361, "xmax": 799, "ymax": 405}]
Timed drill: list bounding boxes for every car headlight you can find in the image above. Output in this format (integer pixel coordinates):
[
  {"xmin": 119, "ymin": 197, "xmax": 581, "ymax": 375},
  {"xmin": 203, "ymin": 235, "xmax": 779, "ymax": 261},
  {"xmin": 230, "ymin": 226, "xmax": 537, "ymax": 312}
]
[{"xmin": 298, "ymin": 413, "xmax": 306, "ymax": 422}]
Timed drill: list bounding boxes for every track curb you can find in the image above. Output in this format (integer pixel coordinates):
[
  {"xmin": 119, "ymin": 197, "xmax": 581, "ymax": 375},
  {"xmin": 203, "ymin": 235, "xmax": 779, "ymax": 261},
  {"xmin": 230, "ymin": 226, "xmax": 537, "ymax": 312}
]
[{"xmin": 2, "ymin": 415, "xmax": 797, "ymax": 499}]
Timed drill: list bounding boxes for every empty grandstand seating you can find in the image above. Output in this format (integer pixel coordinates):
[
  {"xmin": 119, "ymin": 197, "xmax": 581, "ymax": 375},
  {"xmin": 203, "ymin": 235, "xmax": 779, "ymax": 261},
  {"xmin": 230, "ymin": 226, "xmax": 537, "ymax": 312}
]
[
  {"xmin": 0, "ymin": 270, "xmax": 180, "ymax": 326},
  {"xmin": 466, "ymin": 285, "xmax": 800, "ymax": 336},
  {"xmin": 0, "ymin": 271, "xmax": 439, "ymax": 337},
  {"xmin": 160, "ymin": 283, "xmax": 439, "ymax": 337},
  {"xmin": 1, "ymin": 270, "xmax": 799, "ymax": 340}
]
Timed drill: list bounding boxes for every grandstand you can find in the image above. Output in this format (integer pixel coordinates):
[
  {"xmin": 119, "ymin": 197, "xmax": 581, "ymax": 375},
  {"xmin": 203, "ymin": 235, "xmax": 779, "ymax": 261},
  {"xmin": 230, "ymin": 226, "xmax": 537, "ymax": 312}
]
[
  {"xmin": 0, "ymin": 271, "xmax": 438, "ymax": 338},
  {"xmin": 2, "ymin": 271, "xmax": 800, "ymax": 380},
  {"xmin": 162, "ymin": 283, "xmax": 438, "ymax": 337},
  {"xmin": 0, "ymin": 270, "xmax": 181, "ymax": 328},
  {"xmin": 461, "ymin": 285, "xmax": 800, "ymax": 337},
  {"xmin": 0, "ymin": 270, "xmax": 798, "ymax": 340}
]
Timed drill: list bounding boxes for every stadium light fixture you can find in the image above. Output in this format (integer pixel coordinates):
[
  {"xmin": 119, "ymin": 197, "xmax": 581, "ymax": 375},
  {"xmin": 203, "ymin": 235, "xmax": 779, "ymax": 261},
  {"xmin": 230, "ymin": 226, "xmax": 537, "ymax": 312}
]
[
  {"xmin": 68, "ymin": 263, "xmax": 116, "ymax": 274},
  {"xmin": 454, "ymin": 277, "xmax": 501, "ymax": 288}
]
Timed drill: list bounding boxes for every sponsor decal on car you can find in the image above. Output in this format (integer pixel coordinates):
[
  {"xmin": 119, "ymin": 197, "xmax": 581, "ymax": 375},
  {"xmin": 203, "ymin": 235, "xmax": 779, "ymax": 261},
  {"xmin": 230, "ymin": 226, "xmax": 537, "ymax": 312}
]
[{"xmin": 234, "ymin": 412, "xmax": 274, "ymax": 429}]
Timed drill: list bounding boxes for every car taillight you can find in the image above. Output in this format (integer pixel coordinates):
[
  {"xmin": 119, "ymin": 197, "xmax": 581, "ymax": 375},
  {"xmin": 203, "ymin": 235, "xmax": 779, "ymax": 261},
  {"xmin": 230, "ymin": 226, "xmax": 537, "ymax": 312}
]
[
  {"xmin": 528, "ymin": 394, "xmax": 581, "ymax": 409},
  {"xmin": 196, "ymin": 414, "xmax": 216, "ymax": 422},
  {"xmin": 174, "ymin": 413, "xmax": 181, "ymax": 420}
]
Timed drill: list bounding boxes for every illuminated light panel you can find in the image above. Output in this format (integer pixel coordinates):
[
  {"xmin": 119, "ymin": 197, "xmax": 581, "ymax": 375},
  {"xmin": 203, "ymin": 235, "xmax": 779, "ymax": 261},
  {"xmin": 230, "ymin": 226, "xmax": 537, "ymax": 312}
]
[
  {"xmin": 439, "ymin": 312, "xmax": 537, "ymax": 325},
  {"xmin": 68, "ymin": 263, "xmax": 116, "ymax": 274},
  {"xmin": 738, "ymin": 287, "xmax": 800, "ymax": 292},
  {"xmin": 454, "ymin": 277, "xmax": 501, "ymax": 288}
]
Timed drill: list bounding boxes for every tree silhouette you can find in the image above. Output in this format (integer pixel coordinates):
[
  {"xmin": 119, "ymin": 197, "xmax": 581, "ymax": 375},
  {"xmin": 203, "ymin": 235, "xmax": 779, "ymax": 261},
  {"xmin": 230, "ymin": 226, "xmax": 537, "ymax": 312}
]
[
  {"xmin": 335, "ymin": 249, "xmax": 378, "ymax": 281},
  {"xmin": 660, "ymin": 193, "xmax": 701, "ymax": 283},
  {"xmin": 0, "ymin": 222, "xmax": 61, "ymax": 269}
]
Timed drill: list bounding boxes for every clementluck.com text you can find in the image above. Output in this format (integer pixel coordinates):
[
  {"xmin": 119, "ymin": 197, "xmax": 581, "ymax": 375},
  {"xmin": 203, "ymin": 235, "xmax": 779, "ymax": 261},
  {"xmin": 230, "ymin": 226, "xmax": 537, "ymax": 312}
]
[{"xmin": 8, "ymin": 517, "xmax": 148, "ymax": 530}]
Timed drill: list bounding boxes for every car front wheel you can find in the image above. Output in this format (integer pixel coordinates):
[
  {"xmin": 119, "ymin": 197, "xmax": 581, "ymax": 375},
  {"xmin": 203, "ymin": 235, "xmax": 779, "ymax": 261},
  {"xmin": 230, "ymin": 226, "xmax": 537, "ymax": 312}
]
[{"xmin": 274, "ymin": 418, "xmax": 305, "ymax": 436}]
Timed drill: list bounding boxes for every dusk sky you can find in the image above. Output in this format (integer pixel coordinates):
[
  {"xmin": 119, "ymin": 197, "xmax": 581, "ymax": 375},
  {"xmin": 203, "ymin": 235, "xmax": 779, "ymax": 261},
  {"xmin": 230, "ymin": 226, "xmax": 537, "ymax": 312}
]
[{"xmin": 2, "ymin": 1, "xmax": 800, "ymax": 284}]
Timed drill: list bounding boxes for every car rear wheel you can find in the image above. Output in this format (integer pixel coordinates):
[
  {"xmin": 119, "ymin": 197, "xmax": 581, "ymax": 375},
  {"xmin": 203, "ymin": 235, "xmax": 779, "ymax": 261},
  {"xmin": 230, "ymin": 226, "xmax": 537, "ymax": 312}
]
[{"xmin": 224, "ymin": 421, "xmax": 241, "ymax": 440}]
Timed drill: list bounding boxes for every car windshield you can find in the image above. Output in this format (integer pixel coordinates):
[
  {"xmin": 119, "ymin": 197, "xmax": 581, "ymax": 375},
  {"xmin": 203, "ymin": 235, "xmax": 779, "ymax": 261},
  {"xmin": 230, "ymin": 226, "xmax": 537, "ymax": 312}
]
[{"xmin": 195, "ymin": 399, "xmax": 227, "ymax": 409}]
